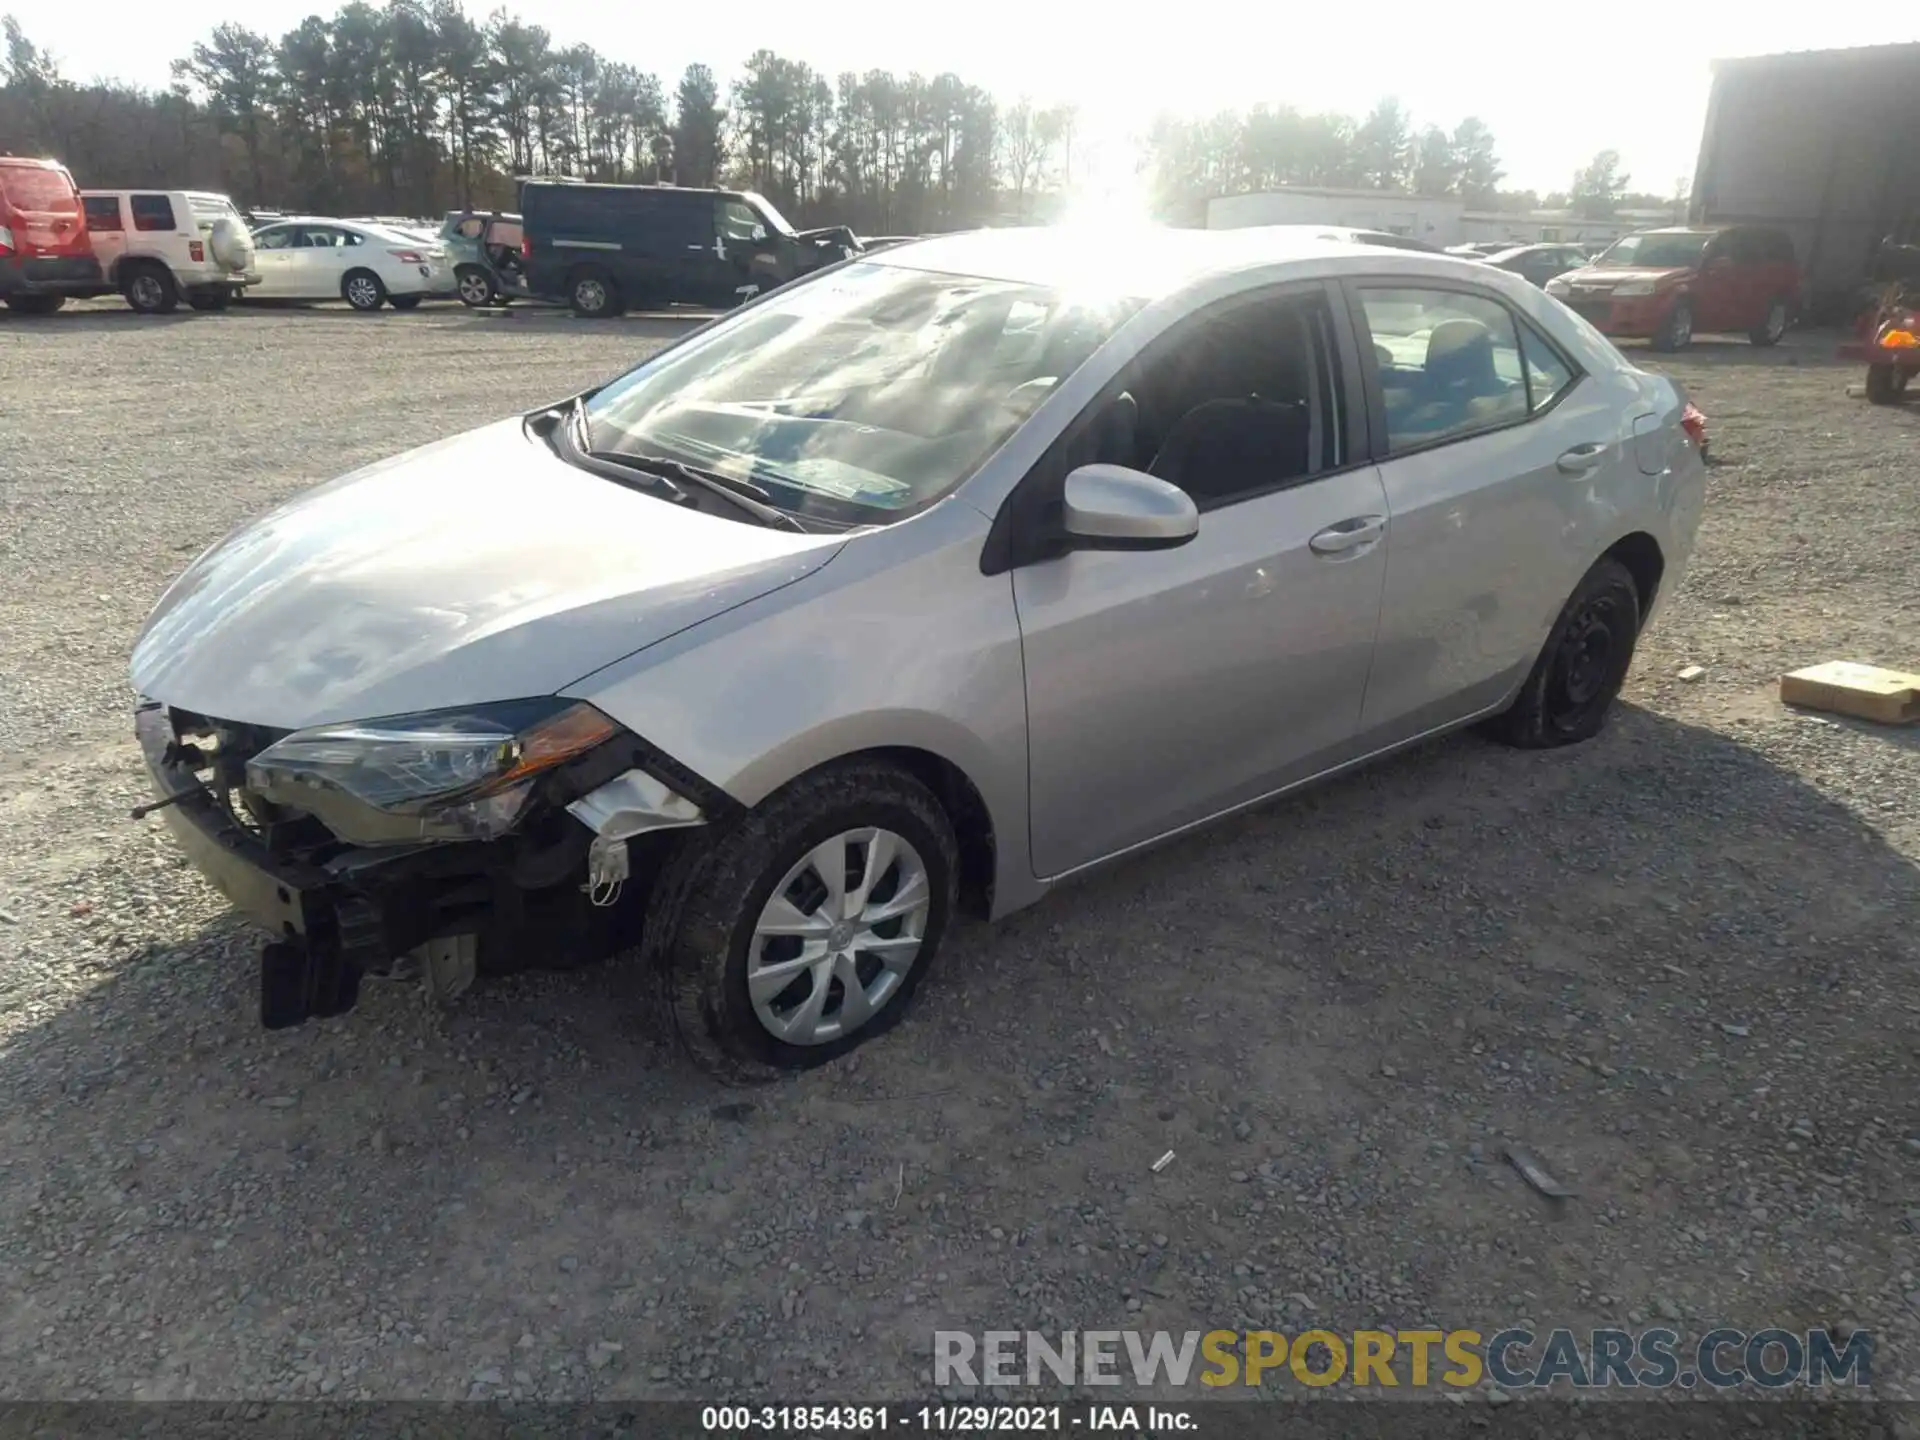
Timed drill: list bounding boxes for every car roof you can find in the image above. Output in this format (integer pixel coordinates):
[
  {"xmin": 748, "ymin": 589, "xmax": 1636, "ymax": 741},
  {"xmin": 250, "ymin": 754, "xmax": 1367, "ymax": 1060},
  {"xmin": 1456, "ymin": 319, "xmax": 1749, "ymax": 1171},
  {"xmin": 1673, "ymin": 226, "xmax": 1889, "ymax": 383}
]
[{"xmin": 868, "ymin": 225, "xmax": 1493, "ymax": 299}]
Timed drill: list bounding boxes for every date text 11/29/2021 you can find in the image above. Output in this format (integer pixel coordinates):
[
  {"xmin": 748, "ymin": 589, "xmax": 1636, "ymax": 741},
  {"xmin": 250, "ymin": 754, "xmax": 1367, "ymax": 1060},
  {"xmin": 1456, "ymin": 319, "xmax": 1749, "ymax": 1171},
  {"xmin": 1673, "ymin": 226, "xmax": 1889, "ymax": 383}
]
[{"xmin": 701, "ymin": 1405, "xmax": 1189, "ymax": 1432}]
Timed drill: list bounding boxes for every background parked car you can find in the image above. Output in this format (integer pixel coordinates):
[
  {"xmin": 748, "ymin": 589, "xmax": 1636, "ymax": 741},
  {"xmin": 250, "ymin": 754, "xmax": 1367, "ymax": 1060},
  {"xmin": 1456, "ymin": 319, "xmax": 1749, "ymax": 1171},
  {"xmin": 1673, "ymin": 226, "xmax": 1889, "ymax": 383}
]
[
  {"xmin": 1446, "ymin": 241, "xmax": 1511, "ymax": 258},
  {"xmin": 247, "ymin": 217, "xmax": 451, "ymax": 310},
  {"xmin": 1547, "ymin": 225, "xmax": 1802, "ymax": 350},
  {"xmin": 80, "ymin": 189, "xmax": 256, "ymax": 313},
  {"xmin": 440, "ymin": 208, "xmax": 530, "ymax": 306},
  {"xmin": 0, "ymin": 156, "xmax": 100, "ymax": 314},
  {"xmin": 1478, "ymin": 243, "xmax": 1589, "ymax": 288},
  {"xmin": 520, "ymin": 180, "xmax": 862, "ymax": 317}
]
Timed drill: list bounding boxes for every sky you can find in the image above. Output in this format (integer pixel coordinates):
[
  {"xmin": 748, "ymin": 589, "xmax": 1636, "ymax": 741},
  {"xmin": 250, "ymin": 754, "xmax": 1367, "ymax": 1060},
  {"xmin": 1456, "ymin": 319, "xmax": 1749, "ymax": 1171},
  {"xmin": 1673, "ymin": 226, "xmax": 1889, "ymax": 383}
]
[{"xmin": 10, "ymin": 0, "xmax": 1918, "ymax": 200}]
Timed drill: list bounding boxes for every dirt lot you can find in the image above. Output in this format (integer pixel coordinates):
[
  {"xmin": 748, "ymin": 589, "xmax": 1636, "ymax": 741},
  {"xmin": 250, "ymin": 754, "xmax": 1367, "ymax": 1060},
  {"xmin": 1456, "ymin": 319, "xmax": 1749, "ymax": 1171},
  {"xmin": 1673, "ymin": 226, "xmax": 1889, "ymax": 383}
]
[{"xmin": 1, "ymin": 303, "xmax": 1917, "ymax": 1404}]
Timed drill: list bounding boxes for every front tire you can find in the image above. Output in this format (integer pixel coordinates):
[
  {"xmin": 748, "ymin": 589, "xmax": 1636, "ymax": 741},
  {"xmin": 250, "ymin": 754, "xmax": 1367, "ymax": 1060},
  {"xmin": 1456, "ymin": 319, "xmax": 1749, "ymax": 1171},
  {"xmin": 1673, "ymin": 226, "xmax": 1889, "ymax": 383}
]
[
  {"xmin": 5, "ymin": 293, "xmax": 66, "ymax": 315},
  {"xmin": 1651, "ymin": 298, "xmax": 1693, "ymax": 352},
  {"xmin": 187, "ymin": 289, "xmax": 232, "ymax": 312},
  {"xmin": 342, "ymin": 270, "xmax": 386, "ymax": 311},
  {"xmin": 388, "ymin": 294, "xmax": 422, "ymax": 311},
  {"xmin": 646, "ymin": 760, "xmax": 958, "ymax": 1083},
  {"xmin": 122, "ymin": 263, "xmax": 178, "ymax": 315},
  {"xmin": 1486, "ymin": 556, "xmax": 1642, "ymax": 749},
  {"xmin": 569, "ymin": 266, "xmax": 624, "ymax": 319},
  {"xmin": 1865, "ymin": 363, "xmax": 1909, "ymax": 405},
  {"xmin": 1750, "ymin": 298, "xmax": 1789, "ymax": 346}
]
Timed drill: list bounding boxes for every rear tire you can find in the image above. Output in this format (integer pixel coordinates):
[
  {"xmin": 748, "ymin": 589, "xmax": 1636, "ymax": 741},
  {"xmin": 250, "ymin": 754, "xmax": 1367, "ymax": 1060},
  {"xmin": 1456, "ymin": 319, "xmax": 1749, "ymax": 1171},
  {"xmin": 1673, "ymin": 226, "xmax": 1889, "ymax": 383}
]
[
  {"xmin": 644, "ymin": 760, "xmax": 958, "ymax": 1083},
  {"xmin": 1749, "ymin": 297, "xmax": 1789, "ymax": 346},
  {"xmin": 5, "ymin": 293, "xmax": 66, "ymax": 315},
  {"xmin": 1651, "ymin": 298, "xmax": 1693, "ymax": 352},
  {"xmin": 187, "ymin": 289, "xmax": 232, "ymax": 312},
  {"xmin": 1865, "ymin": 363, "xmax": 1909, "ymax": 405},
  {"xmin": 122, "ymin": 263, "xmax": 178, "ymax": 315},
  {"xmin": 569, "ymin": 266, "xmax": 623, "ymax": 319},
  {"xmin": 456, "ymin": 265, "xmax": 497, "ymax": 307},
  {"xmin": 342, "ymin": 270, "xmax": 386, "ymax": 311},
  {"xmin": 1486, "ymin": 556, "xmax": 1642, "ymax": 749}
]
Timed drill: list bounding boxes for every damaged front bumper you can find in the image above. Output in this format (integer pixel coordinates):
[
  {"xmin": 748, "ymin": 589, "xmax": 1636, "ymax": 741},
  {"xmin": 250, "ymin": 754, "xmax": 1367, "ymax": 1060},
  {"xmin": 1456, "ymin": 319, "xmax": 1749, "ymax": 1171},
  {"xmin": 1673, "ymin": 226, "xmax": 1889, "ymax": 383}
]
[{"xmin": 134, "ymin": 700, "xmax": 717, "ymax": 1030}]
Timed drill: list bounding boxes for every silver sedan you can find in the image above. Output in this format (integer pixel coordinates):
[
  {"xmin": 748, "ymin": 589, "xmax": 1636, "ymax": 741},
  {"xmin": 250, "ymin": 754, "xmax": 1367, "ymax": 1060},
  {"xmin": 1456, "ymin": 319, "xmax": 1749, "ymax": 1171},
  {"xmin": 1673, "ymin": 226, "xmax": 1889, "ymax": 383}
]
[{"xmin": 129, "ymin": 228, "xmax": 1708, "ymax": 1080}]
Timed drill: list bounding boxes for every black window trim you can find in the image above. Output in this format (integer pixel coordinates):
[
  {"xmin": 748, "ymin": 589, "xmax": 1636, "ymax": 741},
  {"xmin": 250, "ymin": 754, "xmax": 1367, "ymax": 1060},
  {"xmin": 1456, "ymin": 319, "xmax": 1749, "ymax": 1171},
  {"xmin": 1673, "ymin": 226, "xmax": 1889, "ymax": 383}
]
[
  {"xmin": 981, "ymin": 278, "xmax": 1375, "ymax": 577},
  {"xmin": 1339, "ymin": 276, "xmax": 1587, "ymax": 464}
]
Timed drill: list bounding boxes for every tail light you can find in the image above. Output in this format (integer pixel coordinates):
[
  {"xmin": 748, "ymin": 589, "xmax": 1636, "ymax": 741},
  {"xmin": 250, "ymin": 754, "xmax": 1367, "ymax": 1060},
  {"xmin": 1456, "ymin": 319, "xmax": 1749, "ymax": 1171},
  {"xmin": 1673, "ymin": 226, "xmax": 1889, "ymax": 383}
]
[
  {"xmin": 521, "ymin": 236, "xmax": 532, "ymax": 260},
  {"xmin": 389, "ymin": 249, "xmax": 423, "ymax": 263},
  {"xmin": 1680, "ymin": 403, "xmax": 1707, "ymax": 448},
  {"xmin": 1876, "ymin": 313, "xmax": 1920, "ymax": 348},
  {"xmin": 188, "ymin": 240, "xmax": 205, "ymax": 262},
  {"xmin": 0, "ymin": 225, "xmax": 13, "ymax": 257}
]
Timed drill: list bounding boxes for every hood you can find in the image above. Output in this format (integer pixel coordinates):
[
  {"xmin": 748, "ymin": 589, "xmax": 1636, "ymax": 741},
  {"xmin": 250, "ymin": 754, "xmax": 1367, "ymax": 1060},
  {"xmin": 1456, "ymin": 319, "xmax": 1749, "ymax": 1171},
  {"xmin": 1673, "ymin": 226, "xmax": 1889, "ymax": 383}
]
[
  {"xmin": 1564, "ymin": 266, "xmax": 1689, "ymax": 288},
  {"xmin": 130, "ymin": 419, "xmax": 845, "ymax": 730}
]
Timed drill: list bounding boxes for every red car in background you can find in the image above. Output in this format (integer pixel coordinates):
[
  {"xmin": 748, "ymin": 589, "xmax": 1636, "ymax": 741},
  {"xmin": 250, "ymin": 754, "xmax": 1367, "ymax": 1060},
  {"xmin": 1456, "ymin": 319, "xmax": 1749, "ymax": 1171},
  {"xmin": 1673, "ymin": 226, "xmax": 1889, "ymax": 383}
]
[
  {"xmin": 0, "ymin": 156, "xmax": 103, "ymax": 314},
  {"xmin": 1546, "ymin": 225, "xmax": 1803, "ymax": 352}
]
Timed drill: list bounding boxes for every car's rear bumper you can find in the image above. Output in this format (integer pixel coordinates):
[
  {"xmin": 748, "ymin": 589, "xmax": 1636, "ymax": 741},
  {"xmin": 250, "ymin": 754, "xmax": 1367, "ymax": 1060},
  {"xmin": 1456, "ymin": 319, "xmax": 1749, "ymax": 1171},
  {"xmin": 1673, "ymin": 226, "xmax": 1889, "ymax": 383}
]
[{"xmin": 0, "ymin": 254, "xmax": 106, "ymax": 295}]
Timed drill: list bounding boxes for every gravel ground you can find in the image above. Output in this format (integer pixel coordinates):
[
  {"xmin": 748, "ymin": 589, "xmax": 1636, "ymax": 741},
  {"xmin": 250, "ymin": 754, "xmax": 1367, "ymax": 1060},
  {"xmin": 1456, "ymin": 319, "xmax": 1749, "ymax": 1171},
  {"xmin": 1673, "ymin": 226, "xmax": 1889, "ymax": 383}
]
[{"xmin": 1, "ymin": 305, "xmax": 1917, "ymax": 1404}]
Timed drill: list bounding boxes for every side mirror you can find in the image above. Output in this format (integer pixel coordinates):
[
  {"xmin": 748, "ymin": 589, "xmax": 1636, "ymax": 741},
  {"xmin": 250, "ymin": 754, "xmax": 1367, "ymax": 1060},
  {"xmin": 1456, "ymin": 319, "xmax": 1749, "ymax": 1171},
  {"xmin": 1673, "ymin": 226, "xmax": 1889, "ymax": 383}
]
[
  {"xmin": 751, "ymin": 224, "xmax": 768, "ymax": 244},
  {"xmin": 1060, "ymin": 465, "xmax": 1198, "ymax": 551}
]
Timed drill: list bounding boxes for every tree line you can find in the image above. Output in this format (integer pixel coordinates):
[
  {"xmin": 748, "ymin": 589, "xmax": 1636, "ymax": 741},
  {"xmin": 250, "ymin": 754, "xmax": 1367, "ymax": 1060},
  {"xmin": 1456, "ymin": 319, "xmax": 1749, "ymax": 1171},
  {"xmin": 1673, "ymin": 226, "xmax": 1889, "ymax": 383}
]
[{"xmin": 3, "ymin": 6, "xmax": 1661, "ymax": 235}]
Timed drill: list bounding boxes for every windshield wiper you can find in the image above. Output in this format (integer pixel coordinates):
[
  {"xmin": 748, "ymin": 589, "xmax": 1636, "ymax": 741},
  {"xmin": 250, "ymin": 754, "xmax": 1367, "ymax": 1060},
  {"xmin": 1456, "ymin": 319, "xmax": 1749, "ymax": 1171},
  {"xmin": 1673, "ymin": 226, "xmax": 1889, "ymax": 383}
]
[
  {"xmin": 589, "ymin": 451, "xmax": 811, "ymax": 533},
  {"xmin": 543, "ymin": 394, "xmax": 810, "ymax": 533}
]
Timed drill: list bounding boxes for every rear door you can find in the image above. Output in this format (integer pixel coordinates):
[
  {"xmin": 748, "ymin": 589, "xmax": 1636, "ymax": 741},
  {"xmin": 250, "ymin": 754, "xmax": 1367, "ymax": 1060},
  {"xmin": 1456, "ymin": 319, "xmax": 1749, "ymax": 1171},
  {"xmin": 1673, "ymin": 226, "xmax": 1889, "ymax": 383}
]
[
  {"xmin": 82, "ymin": 195, "xmax": 128, "ymax": 277},
  {"xmin": 1346, "ymin": 281, "xmax": 1606, "ymax": 745},
  {"xmin": 287, "ymin": 224, "xmax": 352, "ymax": 298}
]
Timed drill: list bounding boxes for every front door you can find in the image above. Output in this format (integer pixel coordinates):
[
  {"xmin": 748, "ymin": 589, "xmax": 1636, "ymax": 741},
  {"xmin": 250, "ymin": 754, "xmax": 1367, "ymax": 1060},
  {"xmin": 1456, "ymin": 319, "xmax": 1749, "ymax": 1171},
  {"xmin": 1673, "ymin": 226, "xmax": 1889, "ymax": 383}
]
[
  {"xmin": 1013, "ymin": 286, "xmax": 1389, "ymax": 877},
  {"xmin": 1349, "ymin": 282, "xmax": 1609, "ymax": 745},
  {"xmin": 248, "ymin": 223, "xmax": 297, "ymax": 295},
  {"xmin": 1692, "ymin": 232, "xmax": 1743, "ymax": 332}
]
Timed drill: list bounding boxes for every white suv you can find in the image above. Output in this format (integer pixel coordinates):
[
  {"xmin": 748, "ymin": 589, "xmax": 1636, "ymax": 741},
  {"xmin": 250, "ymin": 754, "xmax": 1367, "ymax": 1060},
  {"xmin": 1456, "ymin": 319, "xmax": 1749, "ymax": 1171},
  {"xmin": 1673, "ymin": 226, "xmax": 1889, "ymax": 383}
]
[{"xmin": 79, "ymin": 190, "xmax": 257, "ymax": 314}]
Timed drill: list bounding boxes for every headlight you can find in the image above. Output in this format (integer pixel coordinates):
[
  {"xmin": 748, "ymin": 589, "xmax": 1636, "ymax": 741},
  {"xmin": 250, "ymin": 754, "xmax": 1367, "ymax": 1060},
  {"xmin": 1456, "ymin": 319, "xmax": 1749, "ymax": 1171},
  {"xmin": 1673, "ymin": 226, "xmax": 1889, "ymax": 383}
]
[
  {"xmin": 246, "ymin": 698, "xmax": 621, "ymax": 845},
  {"xmin": 1611, "ymin": 281, "xmax": 1656, "ymax": 297},
  {"xmin": 1545, "ymin": 277, "xmax": 1571, "ymax": 296}
]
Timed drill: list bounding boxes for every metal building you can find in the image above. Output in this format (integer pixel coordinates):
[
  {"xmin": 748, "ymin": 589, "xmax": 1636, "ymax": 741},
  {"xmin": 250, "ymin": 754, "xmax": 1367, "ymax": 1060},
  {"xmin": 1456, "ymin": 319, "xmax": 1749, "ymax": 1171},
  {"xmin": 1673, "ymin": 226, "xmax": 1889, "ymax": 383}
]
[{"xmin": 1691, "ymin": 42, "xmax": 1920, "ymax": 317}]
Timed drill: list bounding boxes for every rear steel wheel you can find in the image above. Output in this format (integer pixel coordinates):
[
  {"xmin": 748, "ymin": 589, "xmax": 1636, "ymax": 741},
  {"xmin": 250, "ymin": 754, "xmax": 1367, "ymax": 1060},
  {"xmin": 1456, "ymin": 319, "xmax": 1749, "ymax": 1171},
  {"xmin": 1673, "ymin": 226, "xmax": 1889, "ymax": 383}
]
[{"xmin": 1486, "ymin": 556, "xmax": 1642, "ymax": 749}]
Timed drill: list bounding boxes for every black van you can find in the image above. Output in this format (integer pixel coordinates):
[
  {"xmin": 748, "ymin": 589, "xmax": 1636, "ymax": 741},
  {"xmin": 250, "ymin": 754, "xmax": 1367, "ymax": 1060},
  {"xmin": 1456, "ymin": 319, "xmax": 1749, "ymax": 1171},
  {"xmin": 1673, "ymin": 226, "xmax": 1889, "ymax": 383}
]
[{"xmin": 519, "ymin": 181, "xmax": 863, "ymax": 317}]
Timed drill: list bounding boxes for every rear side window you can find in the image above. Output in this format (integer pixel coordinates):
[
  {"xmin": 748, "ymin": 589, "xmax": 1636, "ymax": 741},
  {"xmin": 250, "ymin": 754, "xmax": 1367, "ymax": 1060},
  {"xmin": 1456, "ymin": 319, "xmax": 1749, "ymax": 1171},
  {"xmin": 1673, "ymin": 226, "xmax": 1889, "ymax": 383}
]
[
  {"xmin": 188, "ymin": 196, "xmax": 237, "ymax": 221},
  {"xmin": 1359, "ymin": 288, "xmax": 1529, "ymax": 452},
  {"xmin": 83, "ymin": 196, "xmax": 124, "ymax": 231},
  {"xmin": 130, "ymin": 194, "xmax": 176, "ymax": 231}
]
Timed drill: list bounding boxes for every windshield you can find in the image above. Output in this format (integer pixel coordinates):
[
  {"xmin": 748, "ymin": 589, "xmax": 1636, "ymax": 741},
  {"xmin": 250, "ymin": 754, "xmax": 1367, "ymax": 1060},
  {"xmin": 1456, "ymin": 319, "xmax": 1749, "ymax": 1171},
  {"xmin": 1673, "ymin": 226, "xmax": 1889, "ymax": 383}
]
[
  {"xmin": 2, "ymin": 165, "xmax": 78, "ymax": 213},
  {"xmin": 1596, "ymin": 232, "xmax": 1709, "ymax": 270},
  {"xmin": 745, "ymin": 192, "xmax": 798, "ymax": 237},
  {"xmin": 581, "ymin": 261, "xmax": 1142, "ymax": 525}
]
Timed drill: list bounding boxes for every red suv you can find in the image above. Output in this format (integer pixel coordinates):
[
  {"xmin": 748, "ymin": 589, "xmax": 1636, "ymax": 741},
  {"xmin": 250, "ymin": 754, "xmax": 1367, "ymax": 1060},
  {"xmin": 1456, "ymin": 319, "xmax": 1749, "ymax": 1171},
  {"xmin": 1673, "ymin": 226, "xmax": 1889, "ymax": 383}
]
[
  {"xmin": 0, "ymin": 156, "xmax": 104, "ymax": 314},
  {"xmin": 1546, "ymin": 225, "xmax": 1802, "ymax": 351}
]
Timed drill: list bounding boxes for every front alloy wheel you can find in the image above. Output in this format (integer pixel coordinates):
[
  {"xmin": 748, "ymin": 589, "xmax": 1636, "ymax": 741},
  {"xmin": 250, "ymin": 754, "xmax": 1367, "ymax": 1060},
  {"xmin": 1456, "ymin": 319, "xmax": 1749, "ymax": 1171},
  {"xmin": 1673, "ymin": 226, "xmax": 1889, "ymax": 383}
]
[
  {"xmin": 747, "ymin": 828, "xmax": 932, "ymax": 1046},
  {"xmin": 646, "ymin": 759, "xmax": 958, "ymax": 1082}
]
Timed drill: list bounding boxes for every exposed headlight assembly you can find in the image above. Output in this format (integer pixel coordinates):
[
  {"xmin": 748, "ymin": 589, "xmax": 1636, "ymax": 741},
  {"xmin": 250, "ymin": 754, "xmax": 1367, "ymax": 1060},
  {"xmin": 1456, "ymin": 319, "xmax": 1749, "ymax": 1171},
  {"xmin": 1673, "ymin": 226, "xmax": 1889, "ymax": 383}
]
[
  {"xmin": 1611, "ymin": 281, "xmax": 1657, "ymax": 297},
  {"xmin": 246, "ymin": 698, "xmax": 621, "ymax": 845}
]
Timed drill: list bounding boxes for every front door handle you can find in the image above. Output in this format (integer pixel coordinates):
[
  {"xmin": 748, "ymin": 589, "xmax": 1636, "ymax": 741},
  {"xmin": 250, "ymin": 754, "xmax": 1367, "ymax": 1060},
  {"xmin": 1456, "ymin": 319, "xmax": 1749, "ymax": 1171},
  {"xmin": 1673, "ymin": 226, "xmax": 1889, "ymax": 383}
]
[
  {"xmin": 687, "ymin": 244, "xmax": 707, "ymax": 252},
  {"xmin": 1309, "ymin": 515, "xmax": 1387, "ymax": 556},
  {"xmin": 1557, "ymin": 442, "xmax": 1607, "ymax": 475}
]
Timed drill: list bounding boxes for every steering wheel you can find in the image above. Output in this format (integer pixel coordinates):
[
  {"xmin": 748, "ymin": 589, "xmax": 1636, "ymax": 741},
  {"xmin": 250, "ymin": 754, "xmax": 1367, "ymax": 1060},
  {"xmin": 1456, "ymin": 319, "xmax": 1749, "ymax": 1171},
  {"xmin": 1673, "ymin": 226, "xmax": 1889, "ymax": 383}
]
[{"xmin": 1001, "ymin": 376, "xmax": 1057, "ymax": 421}]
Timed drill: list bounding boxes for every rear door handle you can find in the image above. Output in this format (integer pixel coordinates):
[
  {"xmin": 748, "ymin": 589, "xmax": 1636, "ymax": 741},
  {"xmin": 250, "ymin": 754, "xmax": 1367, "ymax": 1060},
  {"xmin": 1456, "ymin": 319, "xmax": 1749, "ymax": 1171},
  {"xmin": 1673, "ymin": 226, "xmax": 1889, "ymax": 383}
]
[
  {"xmin": 1309, "ymin": 515, "xmax": 1387, "ymax": 556},
  {"xmin": 1557, "ymin": 442, "xmax": 1607, "ymax": 474},
  {"xmin": 687, "ymin": 244, "xmax": 707, "ymax": 251}
]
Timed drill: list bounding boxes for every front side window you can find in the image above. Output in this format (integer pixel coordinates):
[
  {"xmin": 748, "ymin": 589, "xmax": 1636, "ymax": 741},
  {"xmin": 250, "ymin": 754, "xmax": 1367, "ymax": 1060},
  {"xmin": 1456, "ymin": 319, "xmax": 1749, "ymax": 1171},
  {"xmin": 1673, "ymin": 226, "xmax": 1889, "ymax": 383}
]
[
  {"xmin": 1360, "ymin": 288, "xmax": 1529, "ymax": 452},
  {"xmin": 743, "ymin": 191, "xmax": 797, "ymax": 238},
  {"xmin": 83, "ymin": 196, "xmax": 123, "ymax": 231},
  {"xmin": 583, "ymin": 261, "xmax": 1142, "ymax": 525},
  {"xmin": 716, "ymin": 199, "xmax": 761, "ymax": 243},
  {"xmin": 254, "ymin": 225, "xmax": 293, "ymax": 251},
  {"xmin": 130, "ymin": 194, "xmax": 176, "ymax": 232}
]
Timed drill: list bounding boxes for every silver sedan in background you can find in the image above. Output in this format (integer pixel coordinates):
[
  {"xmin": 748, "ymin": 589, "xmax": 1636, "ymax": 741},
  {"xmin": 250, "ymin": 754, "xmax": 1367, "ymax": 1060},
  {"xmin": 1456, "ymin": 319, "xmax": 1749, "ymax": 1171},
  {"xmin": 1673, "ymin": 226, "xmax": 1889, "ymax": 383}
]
[{"xmin": 128, "ymin": 229, "xmax": 1708, "ymax": 1081}]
